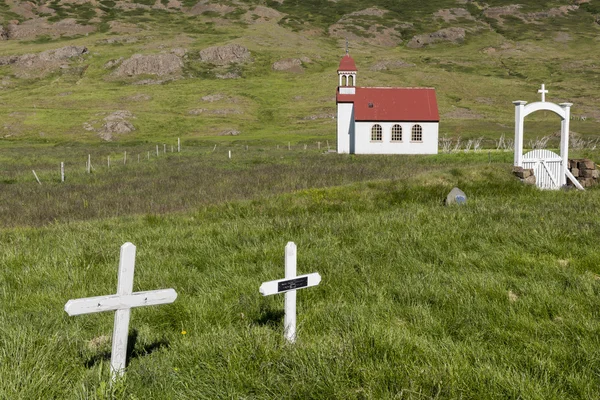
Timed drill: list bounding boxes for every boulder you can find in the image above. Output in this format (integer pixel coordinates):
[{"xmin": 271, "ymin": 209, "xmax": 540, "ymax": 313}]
[
  {"xmin": 98, "ymin": 110, "xmax": 135, "ymax": 141},
  {"xmin": 407, "ymin": 28, "xmax": 466, "ymax": 48},
  {"xmin": 445, "ymin": 187, "xmax": 467, "ymax": 205},
  {"xmin": 199, "ymin": 44, "xmax": 250, "ymax": 65},
  {"xmin": 272, "ymin": 58, "xmax": 304, "ymax": 73},
  {"xmin": 114, "ymin": 53, "xmax": 183, "ymax": 77}
]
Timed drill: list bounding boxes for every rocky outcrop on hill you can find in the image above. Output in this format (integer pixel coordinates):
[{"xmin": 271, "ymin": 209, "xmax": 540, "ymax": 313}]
[
  {"xmin": 0, "ymin": 46, "xmax": 88, "ymax": 77},
  {"xmin": 272, "ymin": 57, "xmax": 311, "ymax": 73},
  {"xmin": 483, "ymin": 4, "xmax": 579, "ymax": 24},
  {"xmin": 188, "ymin": 1, "xmax": 235, "ymax": 15},
  {"xmin": 434, "ymin": 8, "xmax": 475, "ymax": 22},
  {"xmin": 329, "ymin": 7, "xmax": 405, "ymax": 47},
  {"xmin": 370, "ymin": 59, "xmax": 415, "ymax": 71},
  {"xmin": 407, "ymin": 28, "xmax": 466, "ymax": 48},
  {"xmin": 3, "ymin": 18, "xmax": 95, "ymax": 40},
  {"xmin": 199, "ymin": 44, "xmax": 250, "ymax": 65},
  {"xmin": 97, "ymin": 111, "xmax": 136, "ymax": 141},
  {"xmin": 113, "ymin": 53, "xmax": 183, "ymax": 77}
]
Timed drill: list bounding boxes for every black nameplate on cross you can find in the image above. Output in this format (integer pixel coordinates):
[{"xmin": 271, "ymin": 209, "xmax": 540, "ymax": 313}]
[{"xmin": 278, "ymin": 276, "xmax": 308, "ymax": 293}]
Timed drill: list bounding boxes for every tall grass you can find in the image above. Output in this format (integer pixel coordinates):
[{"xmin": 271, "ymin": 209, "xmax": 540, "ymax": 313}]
[{"xmin": 1, "ymin": 153, "xmax": 600, "ymax": 398}]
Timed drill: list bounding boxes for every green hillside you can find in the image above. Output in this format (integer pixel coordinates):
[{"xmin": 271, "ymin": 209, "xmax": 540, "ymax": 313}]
[{"xmin": 1, "ymin": 0, "xmax": 599, "ymax": 144}]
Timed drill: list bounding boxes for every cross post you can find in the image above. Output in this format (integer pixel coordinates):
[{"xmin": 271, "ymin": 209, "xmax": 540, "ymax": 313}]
[
  {"xmin": 64, "ymin": 242, "xmax": 178, "ymax": 381},
  {"xmin": 538, "ymin": 83, "xmax": 548, "ymax": 102},
  {"xmin": 259, "ymin": 242, "xmax": 321, "ymax": 343}
]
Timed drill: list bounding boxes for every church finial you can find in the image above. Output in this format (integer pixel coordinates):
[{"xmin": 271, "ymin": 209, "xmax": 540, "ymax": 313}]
[{"xmin": 345, "ymin": 39, "xmax": 349, "ymax": 55}]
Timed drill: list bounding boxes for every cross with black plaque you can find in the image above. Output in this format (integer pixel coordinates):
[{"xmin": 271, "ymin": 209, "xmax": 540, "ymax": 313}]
[{"xmin": 259, "ymin": 242, "xmax": 321, "ymax": 343}]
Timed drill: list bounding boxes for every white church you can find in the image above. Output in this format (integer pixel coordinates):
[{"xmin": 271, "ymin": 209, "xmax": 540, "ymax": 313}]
[{"xmin": 336, "ymin": 53, "xmax": 440, "ymax": 154}]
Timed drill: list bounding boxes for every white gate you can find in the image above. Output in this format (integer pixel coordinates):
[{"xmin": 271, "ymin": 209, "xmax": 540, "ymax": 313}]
[{"xmin": 522, "ymin": 149, "xmax": 563, "ymax": 190}]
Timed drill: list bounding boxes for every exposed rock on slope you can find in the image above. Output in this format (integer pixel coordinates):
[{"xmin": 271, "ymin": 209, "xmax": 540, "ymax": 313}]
[
  {"xmin": 272, "ymin": 57, "xmax": 311, "ymax": 73},
  {"xmin": 407, "ymin": 28, "xmax": 466, "ymax": 48},
  {"xmin": 114, "ymin": 53, "xmax": 183, "ymax": 77},
  {"xmin": 370, "ymin": 60, "xmax": 415, "ymax": 71},
  {"xmin": 97, "ymin": 111, "xmax": 136, "ymax": 141},
  {"xmin": 199, "ymin": 44, "xmax": 250, "ymax": 64},
  {"xmin": 188, "ymin": 1, "xmax": 235, "ymax": 15},
  {"xmin": 0, "ymin": 46, "xmax": 88, "ymax": 77},
  {"xmin": 433, "ymin": 8, "xmax": 475, "ymax": 22},
  {"xmin": 328, "ymin": 7, "xmax": 405, "ymax": 47},
  {"xmin": 4, "ymin": 18, "xmax": 95, "ymax": 40},
  {"xmin": 483, "ymin": 4, "xmax": 579, "ymax": 24}
]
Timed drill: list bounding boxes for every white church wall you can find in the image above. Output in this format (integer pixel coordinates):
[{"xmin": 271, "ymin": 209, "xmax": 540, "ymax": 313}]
[
  {"xmin": 353, "ymin": 122, "xmax": 438, "ymax": 154},
  {"xmin": 336, "ymin": 103, "xmax": 354, "ymax": 154}
]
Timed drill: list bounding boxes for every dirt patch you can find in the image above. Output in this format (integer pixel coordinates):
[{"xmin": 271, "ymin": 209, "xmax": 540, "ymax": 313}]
[
  {"xmin": 5, "ymin": 18, "xmax": 95, "ymax": 40},
  {"xmin": 370, "ymin": 59, "xmax": 415, "ymax": 71},
  {"xmin": 443, "ymin": 107, "xmax": 484, "ymax": 119},
  {"xmin": 199, "ymin": 44, "xmax": 250, "ymax": 65},
  {"xmin": 407, "ymin": 27, "xmax": 466, "ymax": 48},
  {"xmin": 433, "ymin": 8, "xmax": 474, "ymax": 22},
  {"xmin": 113, "ymin": 53, "xmax": 183, "ymax": 77}
]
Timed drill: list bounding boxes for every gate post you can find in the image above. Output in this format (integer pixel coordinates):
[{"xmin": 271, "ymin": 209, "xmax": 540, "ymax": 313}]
[
  {"xmin": 559, "ymin": 103, "xmax": 572, "ymax": 187},
  {"xmin": 513, "ymin": 101, "xmax": 527, "ymax": 166}
]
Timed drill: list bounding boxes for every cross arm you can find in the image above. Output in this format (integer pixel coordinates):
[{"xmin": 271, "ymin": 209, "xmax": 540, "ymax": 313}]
[
  {"xmin": 64, "ymin": 288, "xmax": 178, "ymax": 316},
  {"xmin": 259, "ymin": 273, "xmax": 321, "ymax": 296}
]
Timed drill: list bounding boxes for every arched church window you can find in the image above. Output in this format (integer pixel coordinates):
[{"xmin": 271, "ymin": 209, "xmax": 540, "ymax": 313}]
[
  {"xmin": 371, "ymin": 124, "xmax": 382, "ymax": 141},
  {"xmin": 391, "ymin": 124, "xmax": 402, "ymax": 141},
  {"xmin": 341, "ymin": 75, "xmax": 347, "ymax": 86},
  {"xmin": 411, "ymin": 125, "xmax": 423, "ymax": 142},
  {"xmin": 348, "ymin": 75, "xmax": 354, "ymax": 86}
]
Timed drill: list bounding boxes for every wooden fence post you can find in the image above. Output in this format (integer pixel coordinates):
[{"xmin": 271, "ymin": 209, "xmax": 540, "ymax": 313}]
[
  {"xmin": 87, "ymin": 154, "xmax": 91, "ymax": 174},
  {"xmin": 61, "ymin": 162, "xmax": 64, "ymax": 182},
  {"xmin": 177, "ymin": 138, "xmax": 181, "ymax": 152}
]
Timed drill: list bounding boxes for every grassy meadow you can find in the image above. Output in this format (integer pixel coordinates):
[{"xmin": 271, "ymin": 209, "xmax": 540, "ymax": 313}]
[
  {"xmin": 2, "ymin": 146, "xmax": 600, "ymax": 399},
  {"xmin": 2, "ymin": 0, "xmax": 600, "ymax": 398}
]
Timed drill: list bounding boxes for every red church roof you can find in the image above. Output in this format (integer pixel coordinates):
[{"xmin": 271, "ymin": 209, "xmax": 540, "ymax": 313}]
[
  {"xmin": 337, "ymin": 87, "xmax": 439, "ymax": 122},
  {"xmin": 338, "ymin": 54, "xmax": 357, "ymax": 72}
]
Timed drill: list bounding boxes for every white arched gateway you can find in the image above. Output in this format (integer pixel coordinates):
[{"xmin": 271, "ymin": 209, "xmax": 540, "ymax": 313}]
[{"xmin": 513, "ymin": 84, "xmax": 581, "ymax": 190}]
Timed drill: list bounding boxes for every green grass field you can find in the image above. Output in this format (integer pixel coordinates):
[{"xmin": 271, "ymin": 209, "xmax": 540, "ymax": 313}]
[
  {"xmin": 2, "ymin": 146, "xmax": 600, "ymax": 399},
  {"xmin": 3, "ymin": 1, "xmax": 600, "ymax": 398}
]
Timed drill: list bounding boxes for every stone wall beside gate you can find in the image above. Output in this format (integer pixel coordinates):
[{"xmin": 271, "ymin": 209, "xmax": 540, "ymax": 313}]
[{"xmin": 567, "ymin": 159, "xmax": 599, "ymax": 188}]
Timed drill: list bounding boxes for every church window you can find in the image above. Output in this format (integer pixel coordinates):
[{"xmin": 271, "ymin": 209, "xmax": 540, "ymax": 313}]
[
  {"xmin": 348, "ymin": 75, "xmax": 354, "ymax": 86},
  {"xmin": 341, "ymin": 75, "xmax": 347, "ymax": 86},
  {"xmin": 391, "ymin": 124, "xmax": 402, "ymax": 141},
  {"xmin": 371, "ymin": 124, "xmax": 382, "ymax": 141},
  {"xmin": 411, "ymin": 125, "xmax": 423, "ymax": 142}
]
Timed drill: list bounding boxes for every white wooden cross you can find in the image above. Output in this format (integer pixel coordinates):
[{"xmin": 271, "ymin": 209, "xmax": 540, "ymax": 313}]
[
  {"xmin": 538, "ymin": 83, "xmax": 548, "ymax": 102},
  {"xmin": 259, "ymin": 242, "xmax": 321, "ymax": 343},
  {"xmin": 64, "ymin": 242, "xmax": 177, "ymax": 381}
]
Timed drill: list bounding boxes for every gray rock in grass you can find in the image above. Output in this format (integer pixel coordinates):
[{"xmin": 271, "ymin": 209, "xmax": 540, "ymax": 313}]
[{"xmin": 445, "ymin": 187, "xmax": 467, "ymax": 206}]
